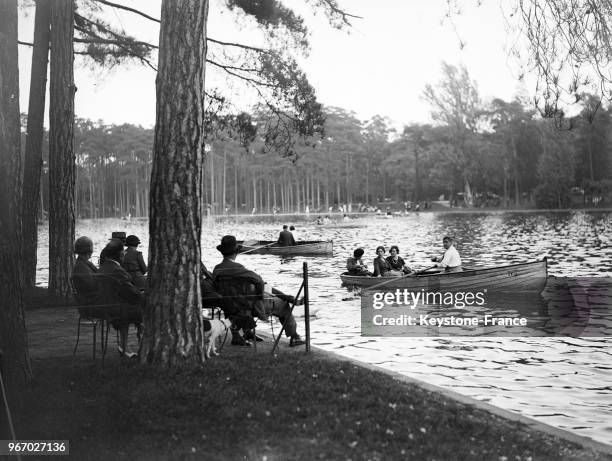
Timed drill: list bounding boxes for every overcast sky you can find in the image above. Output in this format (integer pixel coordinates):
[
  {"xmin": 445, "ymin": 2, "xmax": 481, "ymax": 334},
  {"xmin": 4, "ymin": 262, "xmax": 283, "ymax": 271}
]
[{"xmin": 17, "ymin": 0, "xmax": 528, "ymax": 129}]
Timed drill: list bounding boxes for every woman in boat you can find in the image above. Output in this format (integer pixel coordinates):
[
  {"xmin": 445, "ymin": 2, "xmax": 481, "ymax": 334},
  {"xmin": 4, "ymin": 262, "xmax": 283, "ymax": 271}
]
[
  {"xmin": 373, "ymin": 246, "xmax": 402, "ymax": 277},
  {"xmin": 346, "ymin": 248, "xmax": 372, "ymax": 276},
  {"xmin": 386, "ymin": 245, "xmax": 412, "ymax": 274}
]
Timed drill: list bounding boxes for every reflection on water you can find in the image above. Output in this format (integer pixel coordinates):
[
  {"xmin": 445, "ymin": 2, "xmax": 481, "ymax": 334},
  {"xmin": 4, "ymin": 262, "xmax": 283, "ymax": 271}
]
[{"xmin": 36, "ymin": 211, "xmax": 612, "ymax": 445}]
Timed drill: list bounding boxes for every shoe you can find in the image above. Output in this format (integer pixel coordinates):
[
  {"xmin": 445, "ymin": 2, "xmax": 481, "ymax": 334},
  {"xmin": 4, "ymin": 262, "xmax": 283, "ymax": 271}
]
[
  {"xmin": 243, "ymin": 331, "xmax": 264, "ymax": 342},
  {"xmin": 231, "ymin": 336, "xmax": 252, "ymax": 347},
  {"xmin": 289, "ymin": 336, "xmax": 305, "ymax": 347}
]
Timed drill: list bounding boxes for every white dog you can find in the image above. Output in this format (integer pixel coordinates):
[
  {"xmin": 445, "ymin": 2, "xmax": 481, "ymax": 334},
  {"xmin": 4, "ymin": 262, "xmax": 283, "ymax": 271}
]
[{"xmin": 201, "ymin": 316, "xmax": 232, "ymax": 359}]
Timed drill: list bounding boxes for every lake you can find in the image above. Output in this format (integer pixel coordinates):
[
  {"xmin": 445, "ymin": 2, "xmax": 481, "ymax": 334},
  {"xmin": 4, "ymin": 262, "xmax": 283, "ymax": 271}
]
[{"xmin": 35, "ymin": 210, "xmax": 612, "ymax": 445}]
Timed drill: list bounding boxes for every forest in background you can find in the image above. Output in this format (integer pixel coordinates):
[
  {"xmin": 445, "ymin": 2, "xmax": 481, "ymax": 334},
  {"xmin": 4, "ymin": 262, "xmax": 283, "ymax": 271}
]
[{"xmin": 30, "ymin": 65, "xmax": 612, "ymax": 218}]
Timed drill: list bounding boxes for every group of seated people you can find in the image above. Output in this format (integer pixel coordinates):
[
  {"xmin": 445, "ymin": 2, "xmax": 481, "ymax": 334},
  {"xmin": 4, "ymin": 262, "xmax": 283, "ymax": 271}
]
[
  {"xmin": 72, "ymin": 233, "xmax": 147, "ymax": 358},
  {"xmin": 72, "ymin": 231, "xmax": 305, "ymax": 357},
  {"xmin": 346, "ymin": 236, "xmax": 462, "ymax": 277}
]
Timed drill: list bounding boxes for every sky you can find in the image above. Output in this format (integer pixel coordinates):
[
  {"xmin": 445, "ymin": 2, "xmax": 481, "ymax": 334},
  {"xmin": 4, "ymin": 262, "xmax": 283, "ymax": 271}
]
[{"xmin": 16, "ymin": 0, "xmax": 529, "ymax": 129}]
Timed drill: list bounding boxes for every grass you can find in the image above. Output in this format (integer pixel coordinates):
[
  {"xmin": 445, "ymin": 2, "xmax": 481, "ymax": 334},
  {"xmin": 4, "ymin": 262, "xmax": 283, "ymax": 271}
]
[{"xmin": 13, "ymin": 351, "xmax": 610, "ymax": 461}]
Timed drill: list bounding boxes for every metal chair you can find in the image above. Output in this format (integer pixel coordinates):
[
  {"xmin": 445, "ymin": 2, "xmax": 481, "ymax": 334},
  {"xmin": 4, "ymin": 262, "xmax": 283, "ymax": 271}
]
[
  {"xmin": 95, "ymin": 274, "xmax": 143, "ymax": 359},
  {"xmin": 72, "ymin": 294, "xmax": 109, "ymax": 360}
]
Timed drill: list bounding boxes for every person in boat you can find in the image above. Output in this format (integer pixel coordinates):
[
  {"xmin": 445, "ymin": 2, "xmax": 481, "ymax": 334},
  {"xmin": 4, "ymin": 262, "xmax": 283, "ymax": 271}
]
[
  {"xmin": 386, "ymin": 245, "xmax": 412, "ymax": 274},
  {"xmin": 343, "ymin": 214, "xmax": 350, "ymax": 222},
  {"xmin": 316, "ymin": 216, "xmax": 323, "ymax": 225},
  {"xmin": 289, "ymin": 225, "xmax": 298, "ymax": 241},
  {"xmin": 277, "ymin": 225, "xmax": 296, "ymax": 246},
  {"xmin": 373, "ymin": 246, "xmax": 402, "ymax": 277},
  {"xmin": 346, "ymin": 248, "xmax": 372, "ymax": 276},
  {"xmin": 212, "ymin": 235, "xmax": 305, "ymax": 347},
  {"xmin": 431, "ymin": 236, "xmax": 462, "ymax": 272},
  {"xmin": 98, "ymin": 238, "xmax": 144, "ymax": 357},
  {"xmin": 121, "ymin": 234, "xmax": 147, "ymax": 289},
  {"xmin": 323, "ymin": 215, "xmax": 331, "ymax": 224}
]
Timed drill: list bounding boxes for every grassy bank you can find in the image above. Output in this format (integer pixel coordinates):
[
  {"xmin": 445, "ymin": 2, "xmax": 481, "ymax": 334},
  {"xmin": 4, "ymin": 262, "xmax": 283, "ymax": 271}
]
[{"xmin": 13, "ymin": 352, "xmax": 610, "ymax": 461}]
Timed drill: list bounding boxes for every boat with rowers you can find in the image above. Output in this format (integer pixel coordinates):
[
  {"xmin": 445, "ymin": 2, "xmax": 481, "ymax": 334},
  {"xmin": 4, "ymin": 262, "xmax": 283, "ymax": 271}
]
[
  {"xmin": 237, "ymin": 240, "xmax": 333, "ymax": 256},
  {"xmin": 340, "ymin": 259, "xmax": 548, "ymax": 292}
]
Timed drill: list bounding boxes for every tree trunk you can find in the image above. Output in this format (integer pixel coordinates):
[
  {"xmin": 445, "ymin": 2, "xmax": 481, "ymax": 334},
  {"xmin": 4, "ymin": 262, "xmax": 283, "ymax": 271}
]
[
  {"xmin": 48, "ymin": 0, "xmax": 75, "ymax": 300},
  {"xmin": 142, "ymin": 0, "xmax": 208, "ymax": 367},
  {"xmin": 222, "ymin": 144, "xmax": 226, "ymax": 209},
  {"xmin": 511, "ymin": 134, "xmax": 520, "ymax": 207},
  {"xmin": 234, "ymin": 155, "xmax": 238, "ymax": 213},
  {"xmin": 21, "ymin": 0, "xmax": 51, "ymax": 289},
  {"xmin": 0, "ymin": 0, "xmax": 32, "ymax": 398}
]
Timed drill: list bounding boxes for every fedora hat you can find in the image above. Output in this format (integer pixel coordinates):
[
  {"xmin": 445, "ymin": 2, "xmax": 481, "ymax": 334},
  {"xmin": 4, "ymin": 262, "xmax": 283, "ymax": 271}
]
[
  {"xmin": 216, "ymin": 235, "xmax": 242, "ymax": 255},
  {"xmin": 111, "ymin": 231, "xmax": 127, "ymax": 243}
]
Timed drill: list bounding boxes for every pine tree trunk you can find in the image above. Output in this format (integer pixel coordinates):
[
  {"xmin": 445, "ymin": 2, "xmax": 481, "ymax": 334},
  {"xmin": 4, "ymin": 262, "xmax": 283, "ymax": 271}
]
[
  {"xmin": 48, "ymin": 0, "xmax": 75, "ymax": 300},
  {"xmin": 21, "ymin": 0, "xmax": 50, "ymax": 288},
  {"xmin": 0, "ymin": 0, "xmax": 32, "ymax": 397},
  {"xmin": 142, "ymin": 0, "xmax": 208, "ymax": 366}
]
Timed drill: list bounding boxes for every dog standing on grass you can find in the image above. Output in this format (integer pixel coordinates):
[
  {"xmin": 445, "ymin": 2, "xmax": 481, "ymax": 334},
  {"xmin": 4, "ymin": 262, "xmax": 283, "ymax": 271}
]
[{"xmin": 201, "ymin": 314, "xmax": 232, "ymax": 359}]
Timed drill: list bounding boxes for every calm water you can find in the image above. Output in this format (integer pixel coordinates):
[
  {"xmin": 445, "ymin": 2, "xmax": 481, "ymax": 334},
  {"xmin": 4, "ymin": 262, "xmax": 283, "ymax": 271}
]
[{"xmin": 36, "ymin": 211, "xmax": 612, "ymax": 445}]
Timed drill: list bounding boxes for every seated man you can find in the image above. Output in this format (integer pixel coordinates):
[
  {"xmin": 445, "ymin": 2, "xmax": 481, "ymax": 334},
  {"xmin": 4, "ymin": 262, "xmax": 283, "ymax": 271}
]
[
  {"xmin": 72, "ymin": 236, "xmax": 100, "ymax": 305},
  {"xmin": 431, "ymin": 236, "xmax": 462, "ymax": 272},
  {"xmin": 98, "ymin": 238, "xmax": 144, "ymax": 357},
  {"xmin": 346, "ymin": 248, "xmax": 372, "ymax": 276},
  {"xmin": 212, "ymin": 235, "xmax": 305, "ymax": 347},
  {"xmin": 277, "ymin": 225, "xmax": 296, "ymax": 246}
]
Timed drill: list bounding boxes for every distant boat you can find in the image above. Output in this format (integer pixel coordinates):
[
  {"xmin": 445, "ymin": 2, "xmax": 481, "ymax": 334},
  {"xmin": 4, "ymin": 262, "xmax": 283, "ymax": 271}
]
[
  {"xmin": 341, "ymin": 259, "xmax": 548, "ymax": 292},
  {"xmin": 237, "ymin": 240, "xmax": 333, "ymax": 256}
]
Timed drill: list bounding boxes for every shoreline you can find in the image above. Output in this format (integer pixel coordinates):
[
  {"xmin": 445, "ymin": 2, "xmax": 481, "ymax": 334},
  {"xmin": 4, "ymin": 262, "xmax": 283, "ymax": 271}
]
[
  {"xmin": 57, "ymin": 207, "xmax": 612, "ymax": 224},
  {"xmin": 21, "ymin": 292, "xmax": 612, "ymax": 456},
  {"xmin": 311, "ymin": 342, "xmax": 612, "ymax": 455}
]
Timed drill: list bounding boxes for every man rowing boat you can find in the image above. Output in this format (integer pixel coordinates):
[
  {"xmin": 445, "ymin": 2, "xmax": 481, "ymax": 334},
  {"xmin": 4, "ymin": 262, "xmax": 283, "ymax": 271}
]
[{"xmin": 431, "ymin": 236, "xmax": 462, "ymax": 272}]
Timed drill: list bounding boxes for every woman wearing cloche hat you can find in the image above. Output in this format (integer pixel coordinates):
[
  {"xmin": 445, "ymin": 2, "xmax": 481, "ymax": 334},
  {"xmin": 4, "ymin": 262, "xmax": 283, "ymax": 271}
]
[{"xmin": 121, "ymin": 234, "xmax": 148, "ymax": 289}]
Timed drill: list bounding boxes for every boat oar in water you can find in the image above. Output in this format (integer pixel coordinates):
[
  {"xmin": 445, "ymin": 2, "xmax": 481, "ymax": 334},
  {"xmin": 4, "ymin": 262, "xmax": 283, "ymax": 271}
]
[
  {"xmin": 240, "ymin": 240, "xmax": 277, "ymax": 255},
  {"xmin": 367, "ymin": 265, "xmax": 439, "ymax": 290}
]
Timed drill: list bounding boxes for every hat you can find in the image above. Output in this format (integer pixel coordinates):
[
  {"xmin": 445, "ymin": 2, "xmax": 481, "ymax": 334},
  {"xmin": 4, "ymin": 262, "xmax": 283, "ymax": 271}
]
[
  {"xmin": 74, "ymin": 236, "xmax": 93, "ymax": 255},
  {"xmin": 126, "ymin": 235, "xmax": 141, "ymax": 246},
  {"xmin": 104, "ymin": 238, "xmax": 125, "ymax": 256},
  {"xmin": 111, "ymin": 231, "xmax": 126, "ymax": 243},
  {"xmin": 216, "ymin": 235, "xmax": 242, "ymax": 255}
]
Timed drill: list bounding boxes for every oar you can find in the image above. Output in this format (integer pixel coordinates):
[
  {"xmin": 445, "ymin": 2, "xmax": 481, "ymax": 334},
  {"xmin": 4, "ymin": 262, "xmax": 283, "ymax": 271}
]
[
  {"xmin": 412, "ymin": 265, "xmax": 440, "ymax": 276},
  {"xmin": 367, "ymin": 265, "xmax": 439, "ymax": 291},
  {"xmin": 240, "ymin": 240, "xmax": 277, "ymax": 255}
]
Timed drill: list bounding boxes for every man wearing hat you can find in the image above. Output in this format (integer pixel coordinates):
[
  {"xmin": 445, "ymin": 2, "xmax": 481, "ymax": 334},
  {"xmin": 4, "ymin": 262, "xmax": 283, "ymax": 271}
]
[
  {"xmin": 212, "ymin": 235, "xmax": 305, "ymax": 347},
  {"xmin": 122, "ymin": 234, "xmax": 148, "ymax": 289},
  {"xmin": 99, "ymin": 238, "xmax": 144, "ymax": 357}
]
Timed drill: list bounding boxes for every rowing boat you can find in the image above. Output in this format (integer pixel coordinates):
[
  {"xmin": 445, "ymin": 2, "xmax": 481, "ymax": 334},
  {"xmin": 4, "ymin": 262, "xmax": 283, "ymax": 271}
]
[
  {"xmin": 237, "ymin": 240, "xmax": 333, "ymax": 256},
  {"xmin": 341, "ymin": 259, "xmax": 548, "ymax": 292}
]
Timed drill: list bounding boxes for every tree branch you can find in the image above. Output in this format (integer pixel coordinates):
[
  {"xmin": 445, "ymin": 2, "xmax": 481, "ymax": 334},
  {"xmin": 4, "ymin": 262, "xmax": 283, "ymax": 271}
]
[
  {"xmin": 207, "ymin": 37, "xmax": 269, "ymax": 54},
  {"xmin": 92, "ymin": 0, "xmax": 160, "ymax": 23}
]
